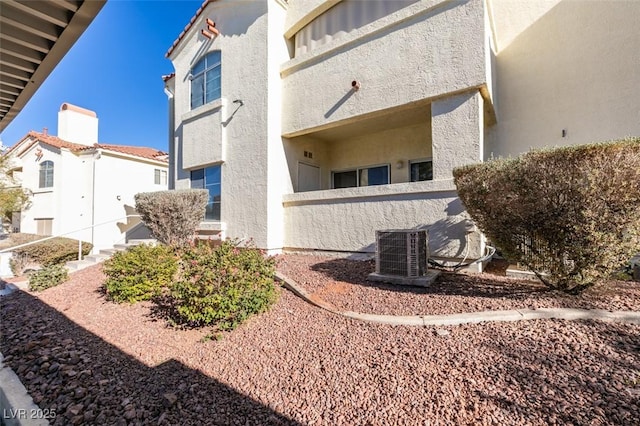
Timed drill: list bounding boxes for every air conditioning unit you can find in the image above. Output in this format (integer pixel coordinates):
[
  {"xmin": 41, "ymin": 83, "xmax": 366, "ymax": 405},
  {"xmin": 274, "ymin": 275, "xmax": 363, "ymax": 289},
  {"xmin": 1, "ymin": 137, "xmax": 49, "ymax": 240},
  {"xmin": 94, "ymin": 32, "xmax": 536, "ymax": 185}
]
[{"xmin": 368, "ymin": 229, "xmax": 440, "ymax": 286}]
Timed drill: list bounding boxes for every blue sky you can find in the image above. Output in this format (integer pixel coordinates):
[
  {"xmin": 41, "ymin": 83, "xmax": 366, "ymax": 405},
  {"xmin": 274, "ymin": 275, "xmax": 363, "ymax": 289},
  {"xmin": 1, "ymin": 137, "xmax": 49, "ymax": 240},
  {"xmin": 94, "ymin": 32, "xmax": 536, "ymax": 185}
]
[{"xmin": 0, "ymin": 0, "xmax": 202, "ymax": 152}]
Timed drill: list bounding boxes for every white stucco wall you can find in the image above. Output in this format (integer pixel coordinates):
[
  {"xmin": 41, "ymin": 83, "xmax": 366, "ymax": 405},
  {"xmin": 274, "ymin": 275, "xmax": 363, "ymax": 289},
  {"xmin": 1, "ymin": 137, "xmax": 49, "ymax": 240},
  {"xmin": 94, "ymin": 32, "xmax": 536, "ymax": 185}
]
[
  {"xmin": 281, "ymin": 0, "xmax": 487, "ymax": 136},
  {"xmin": 13, "ymin": 142, "xmax": 167, "ymax": 252},
  {"xmin": 487, "ymin": 0, "xmax": 640, "ymax": 158},
  {"xmin": 91, "ymin": 152, "xmax": 167, "ymax": 250},
  {"xmin": 169, "ymin": 0, "xmax": 278, "ymax": 249},
  {"xmin": 265, "ymin": 1, "xmax": 293, "ymax": 251},
  {"xmin": 57, "ymin": 107, "xmax": 98, "ymax": 146}
]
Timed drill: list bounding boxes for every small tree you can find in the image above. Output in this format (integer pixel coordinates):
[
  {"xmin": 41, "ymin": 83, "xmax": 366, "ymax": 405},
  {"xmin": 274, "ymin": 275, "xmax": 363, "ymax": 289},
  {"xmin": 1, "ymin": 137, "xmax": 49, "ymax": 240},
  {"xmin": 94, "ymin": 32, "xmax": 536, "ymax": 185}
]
[
  {"xmin": 453, "ymin": 138, "xmax": 640, "ymax": 294},
  {"xmin": 0, "ymin": 153, "xmax": 30, "ymax": 223},
  {"xmin": 134, "ymin": 189, "xmax": 208, "ymax": 246}
]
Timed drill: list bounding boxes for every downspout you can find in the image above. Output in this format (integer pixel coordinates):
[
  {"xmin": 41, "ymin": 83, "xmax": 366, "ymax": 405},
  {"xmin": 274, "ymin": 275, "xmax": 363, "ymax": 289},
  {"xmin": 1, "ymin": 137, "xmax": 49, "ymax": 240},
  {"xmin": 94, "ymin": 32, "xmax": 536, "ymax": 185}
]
[{"xmin": 164, "ymin": 85, "xmax": 175, "ymax": 189}]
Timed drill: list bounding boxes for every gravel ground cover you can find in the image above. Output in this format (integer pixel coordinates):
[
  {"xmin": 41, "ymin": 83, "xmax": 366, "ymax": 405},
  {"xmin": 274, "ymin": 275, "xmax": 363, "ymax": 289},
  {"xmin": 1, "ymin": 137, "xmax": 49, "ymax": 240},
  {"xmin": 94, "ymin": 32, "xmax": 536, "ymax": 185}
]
[
  {"xmin": 277, "ymin": 255, "xmax": 640, "ymax": 315},
  {"xmin": 1, "ymin": 257, "xmax": 639, "ymax": 425}
]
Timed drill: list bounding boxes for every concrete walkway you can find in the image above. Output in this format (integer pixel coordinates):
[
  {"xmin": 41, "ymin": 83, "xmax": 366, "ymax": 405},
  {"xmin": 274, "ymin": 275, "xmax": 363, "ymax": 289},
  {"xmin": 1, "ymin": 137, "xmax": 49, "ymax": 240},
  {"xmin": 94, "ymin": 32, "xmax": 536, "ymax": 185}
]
[{"xmin": 274, "ymin": 272, "xmax": 640, "ymax": 326}]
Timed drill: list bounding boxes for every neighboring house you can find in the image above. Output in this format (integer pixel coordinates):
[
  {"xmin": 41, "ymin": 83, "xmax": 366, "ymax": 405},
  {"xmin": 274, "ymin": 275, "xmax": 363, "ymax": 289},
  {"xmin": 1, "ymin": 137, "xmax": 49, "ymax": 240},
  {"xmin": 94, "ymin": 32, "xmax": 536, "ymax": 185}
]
[
  {"xmin": 3, "ymin": 103, "xmax": 169, "ymax": 251},
  {"xmin": 164, "ymin": 0, "xmax": 640, "ymax": 265}
]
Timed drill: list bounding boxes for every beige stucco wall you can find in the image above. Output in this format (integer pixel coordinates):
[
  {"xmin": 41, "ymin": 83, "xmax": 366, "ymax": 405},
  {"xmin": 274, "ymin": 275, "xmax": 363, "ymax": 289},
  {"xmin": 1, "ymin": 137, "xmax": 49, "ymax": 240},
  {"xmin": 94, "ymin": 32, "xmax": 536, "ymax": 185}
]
[
  {"xmin": 170, "ymin": 0, "xmax": 292, "ymax": 251},
  {"xmin": 283, "ymin": 0, "xmax": 342, "ymax": 39},
  {"xmin": 284, "ymin": 91, "xmax": 484, "ymax": 259},
  {"xmin": 286, "ymin": 118, "xmax": 432, "ymax": 192},
  {"xmin": 283, "ymin": 181, "xmax": 482, "ymax": 259},
  {"xmin": 487, "ymin": 0, "xmax": 640, "ymax": 158},
  {"xmin": 281, "ymin": 0, "xmax": 487, "ymax": 137}
]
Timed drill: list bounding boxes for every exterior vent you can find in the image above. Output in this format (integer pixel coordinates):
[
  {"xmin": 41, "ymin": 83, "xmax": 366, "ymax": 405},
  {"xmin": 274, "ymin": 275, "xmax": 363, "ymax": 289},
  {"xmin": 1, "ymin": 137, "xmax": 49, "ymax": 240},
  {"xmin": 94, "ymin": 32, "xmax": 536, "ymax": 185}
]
[
  {"xmin": 375, "ymin": 230, "xmax": 428, "ymax": 277},
  {"xmin": 368, "ymin": 229, "xmax": 440, "ymax": 287}
]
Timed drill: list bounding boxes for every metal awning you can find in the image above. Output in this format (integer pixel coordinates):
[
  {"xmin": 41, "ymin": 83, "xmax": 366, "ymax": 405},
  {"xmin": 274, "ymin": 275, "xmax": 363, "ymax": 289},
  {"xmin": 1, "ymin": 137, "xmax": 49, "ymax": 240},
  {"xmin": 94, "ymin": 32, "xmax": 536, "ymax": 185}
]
[{"xmin": 0, "ymin": 0, "xmax": 106, "ymax": 132}]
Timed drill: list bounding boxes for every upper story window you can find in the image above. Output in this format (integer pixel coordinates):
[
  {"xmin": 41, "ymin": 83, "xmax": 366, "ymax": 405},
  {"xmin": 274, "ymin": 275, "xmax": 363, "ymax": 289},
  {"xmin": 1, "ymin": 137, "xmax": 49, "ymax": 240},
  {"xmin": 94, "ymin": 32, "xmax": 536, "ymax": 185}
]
[
  {"xmin": 39, "ymin": 160, "xmax": 54, "ymax": 188},
  {"xmin": 190, "ymin": 51, "xmax": 221, "ymax": 109},
  {"xmin": 154, "ymin": 169, "xmax": 167, "ymax": 185}
]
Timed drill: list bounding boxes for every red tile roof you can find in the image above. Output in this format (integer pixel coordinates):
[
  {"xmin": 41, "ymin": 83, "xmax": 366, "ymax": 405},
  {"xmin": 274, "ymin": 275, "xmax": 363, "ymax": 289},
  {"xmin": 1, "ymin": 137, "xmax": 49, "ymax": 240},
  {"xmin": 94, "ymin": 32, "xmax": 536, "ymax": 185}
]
[
  {"xmin": 162, "ymin": 73, "xmax": 175, "ymax": 82},
  {"xmin": 165, "ymin": 0, "xmax": 215, "ymax": 58},
  {"xmin": 8, "ymin": 131, "xmax": 168, "ymax": 163},
  {"xmin": 6, "ymin": 131, "xmax": 88, "ymax": 156},
  {"xmin": 93, "ymin": 144, "xmax": 169, "ymax": 162}
]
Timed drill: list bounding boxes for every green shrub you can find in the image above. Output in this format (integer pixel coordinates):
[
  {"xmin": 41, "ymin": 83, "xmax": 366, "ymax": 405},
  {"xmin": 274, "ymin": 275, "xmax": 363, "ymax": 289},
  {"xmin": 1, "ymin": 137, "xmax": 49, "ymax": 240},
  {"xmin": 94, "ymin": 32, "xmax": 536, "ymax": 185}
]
[
  {"xmin": 28, "ymin": 264, "xmax": 69, "ymax": 292},
  {"xmin": 12, "ymin": 237, "xmax": 92, "ymax": 267},
  {"xmin": 134, "ymin": 189, "xmax": 209, "ymax": 247},
  {"xmin": 453, "ymin": 138, "xmax": 640, "ymax": 293},
  {"xmin": 103, "ymin": 244, "xmax": 178, "ymax": 303},
  {"xmin": 171, "ymin": 240, "xmax": 278, "ymax": 330}
]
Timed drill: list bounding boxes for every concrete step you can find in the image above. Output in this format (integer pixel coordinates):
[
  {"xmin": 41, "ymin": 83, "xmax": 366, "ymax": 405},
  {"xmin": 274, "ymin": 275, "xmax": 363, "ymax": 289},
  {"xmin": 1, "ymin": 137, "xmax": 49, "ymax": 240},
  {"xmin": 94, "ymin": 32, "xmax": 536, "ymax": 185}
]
[
  {"xmin": 84, "ymin": 253, "xmax": 110, "ymax": 263},
  {"xmin": 128, "ymin": 239, "xmax": 157, "ymax": 246},
  {"xmin": 65, "ymin": 239, "xmax": 159, "ymax": 273},
  {"xmin": 65, "ymin": 260, "xmax": 94, "ymax": 271}
]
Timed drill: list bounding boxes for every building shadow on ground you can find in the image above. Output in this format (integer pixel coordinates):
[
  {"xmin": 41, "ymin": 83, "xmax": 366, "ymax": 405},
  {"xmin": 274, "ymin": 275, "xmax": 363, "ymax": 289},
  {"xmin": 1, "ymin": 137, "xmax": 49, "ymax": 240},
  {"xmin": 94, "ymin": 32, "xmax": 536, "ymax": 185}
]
[
  {"xmin": 309, "ymin": 257, "xmax": 552, "ymax": 299},
  {"xmin": 0, "ymin": 290, "xmax": 301, "ymax": 426}
]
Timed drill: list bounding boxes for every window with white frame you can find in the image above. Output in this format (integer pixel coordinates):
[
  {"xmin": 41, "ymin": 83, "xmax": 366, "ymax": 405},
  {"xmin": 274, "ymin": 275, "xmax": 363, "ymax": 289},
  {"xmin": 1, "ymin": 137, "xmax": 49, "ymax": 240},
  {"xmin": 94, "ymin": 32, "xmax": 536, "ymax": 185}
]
[
  {"xmin": 154, "ymin": 169, "xmax": 167, "ymax": 185},
  {"xmin": 190, "ymin": 165, "xmax": 221, "ymax": 221},
  {"xmin": 409, "ymin": 159, "xmax": 433, "ymax": 182},
  {"xmin": 35, "ymin": 218, "xmax": 52, "ymax": 236},
  {"xmin": 190, "ymin": 51, "xmax": 221, "ymax": 110},
  {"xmin": 39, "ymin": 160, "xmax": 54, "ymax": 188},
  {"xmin": 332, "ymin": 164, "xmax": 389, "ymax": 189}
]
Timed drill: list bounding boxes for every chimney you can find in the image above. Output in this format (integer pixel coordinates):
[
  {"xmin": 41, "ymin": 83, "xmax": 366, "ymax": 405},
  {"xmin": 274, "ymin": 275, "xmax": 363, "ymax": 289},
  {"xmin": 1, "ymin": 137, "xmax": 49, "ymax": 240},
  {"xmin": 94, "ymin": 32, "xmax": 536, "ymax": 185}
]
[
  {"xmin": 57, "ymin": 103, "xmax": 98, "ymax": 146},
  {"xmin": 43, "ymin": 127, "xmax": 48, "ymax": 136}
]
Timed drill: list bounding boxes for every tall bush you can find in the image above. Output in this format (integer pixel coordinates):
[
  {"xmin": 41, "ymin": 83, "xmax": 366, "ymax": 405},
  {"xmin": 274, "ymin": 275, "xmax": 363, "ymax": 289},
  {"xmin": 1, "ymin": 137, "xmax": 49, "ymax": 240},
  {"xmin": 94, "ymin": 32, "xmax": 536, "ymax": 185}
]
[
  {"xmin": 453, "ymin": 138, "xmax": 640, "ymax": 293},
  {"xmin": 171, "ymin": 240, "xmax": 278, "ymax": 330},
  {"xmin": 134, "ymin": 189, "xmax": 208, "ymax": 246}
]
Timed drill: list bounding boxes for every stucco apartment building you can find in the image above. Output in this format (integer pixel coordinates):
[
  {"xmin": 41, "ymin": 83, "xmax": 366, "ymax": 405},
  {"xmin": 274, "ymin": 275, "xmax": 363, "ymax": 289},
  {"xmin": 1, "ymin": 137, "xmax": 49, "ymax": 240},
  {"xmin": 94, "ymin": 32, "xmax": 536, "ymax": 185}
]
[
  {"xmin": 164, "ymin": 0, "xmax": 640, "ymax": 263},
  {"xmin": 4, "ymin": 104, "xmax": 169, "ymax": 251}
]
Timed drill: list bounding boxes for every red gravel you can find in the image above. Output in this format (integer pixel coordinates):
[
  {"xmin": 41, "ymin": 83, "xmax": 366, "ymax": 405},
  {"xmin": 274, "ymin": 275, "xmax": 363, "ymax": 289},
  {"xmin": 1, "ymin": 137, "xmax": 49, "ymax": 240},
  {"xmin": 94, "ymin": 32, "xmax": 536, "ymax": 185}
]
[
  {"xmin": 1, "ymin": 257, "xmax": 639, "ymax": 425},
  {"xmin": 277, "ymin": 254, "xmax": 640, "ymax": 315}
]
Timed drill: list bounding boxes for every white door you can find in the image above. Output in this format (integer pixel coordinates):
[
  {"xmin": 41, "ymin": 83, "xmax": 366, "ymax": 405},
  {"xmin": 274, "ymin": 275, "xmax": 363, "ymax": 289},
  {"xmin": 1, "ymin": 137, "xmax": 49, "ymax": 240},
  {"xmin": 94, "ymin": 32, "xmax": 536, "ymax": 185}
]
[{"xmin": 298, "ymin": 163, "xmax": 320, "ymax": 192}]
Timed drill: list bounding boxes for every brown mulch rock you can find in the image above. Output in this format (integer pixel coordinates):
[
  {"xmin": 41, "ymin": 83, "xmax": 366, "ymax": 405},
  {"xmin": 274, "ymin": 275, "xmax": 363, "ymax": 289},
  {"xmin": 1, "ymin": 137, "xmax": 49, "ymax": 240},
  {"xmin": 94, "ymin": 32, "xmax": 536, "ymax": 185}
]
[{"xmin": 1, "ymin": 258, "xmax": 639, "ymax": 425}]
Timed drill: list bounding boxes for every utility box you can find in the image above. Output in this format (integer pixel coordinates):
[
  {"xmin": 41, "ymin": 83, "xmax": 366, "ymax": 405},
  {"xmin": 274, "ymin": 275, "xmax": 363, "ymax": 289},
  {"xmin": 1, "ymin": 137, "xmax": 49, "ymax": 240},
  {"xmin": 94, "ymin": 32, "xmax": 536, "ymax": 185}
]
[{"xmin": 368, "ymin": 229, "xmax": 439, "ymax": 287}]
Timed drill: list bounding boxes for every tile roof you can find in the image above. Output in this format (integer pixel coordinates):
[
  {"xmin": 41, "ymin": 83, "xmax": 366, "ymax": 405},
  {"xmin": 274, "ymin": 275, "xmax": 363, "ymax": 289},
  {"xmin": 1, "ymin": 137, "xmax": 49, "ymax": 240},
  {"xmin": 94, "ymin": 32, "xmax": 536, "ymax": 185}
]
[
  {"xmin": 94, "ymin": 144, "xmax": 169, "ymax": 162},
  {"xmin": 7, "ymin": 131, "xmax": 168, "ymax": 163},
  {"xmin": 165, "ymin": 0, "xmax": 215, "ymax": 58},
  {"xmin": 6, "ymin": 131, "xmax": 88, "ymax": 156},
  {"xmin": 162, "ymin": 73, "xmax": 175, "ymax": 82}
]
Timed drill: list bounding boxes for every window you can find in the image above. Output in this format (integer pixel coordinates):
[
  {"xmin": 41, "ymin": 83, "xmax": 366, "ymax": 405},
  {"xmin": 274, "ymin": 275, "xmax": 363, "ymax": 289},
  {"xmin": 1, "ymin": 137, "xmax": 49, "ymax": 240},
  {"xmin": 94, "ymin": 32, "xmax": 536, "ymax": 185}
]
[
  {"xmin": 39, "ymin": 160, "xmax": 54, "ymax": 188},
  {"xmin": 333, "ymin": 165, "xmax": 389, "ymax": 189},
  {"xmin": 410, "ymin": 159, "xmax": 433, "ymax": 182},
  {"xmin": 154, "ymin": 169, "xmax": 167, "ymax": 185},
  {"xmin": 35, "ymin": 219, "xmax": 52, "ymax": 236},
  {"xmin": 190, "ymin": 51, "xmax": 221, "ymax": 109},
  {"xmin": 191, "ymin": 165, "xmax": 221, "ymax": 221}
]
